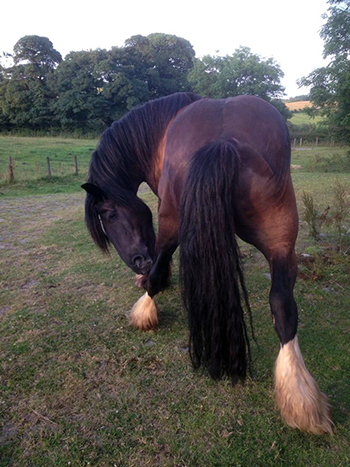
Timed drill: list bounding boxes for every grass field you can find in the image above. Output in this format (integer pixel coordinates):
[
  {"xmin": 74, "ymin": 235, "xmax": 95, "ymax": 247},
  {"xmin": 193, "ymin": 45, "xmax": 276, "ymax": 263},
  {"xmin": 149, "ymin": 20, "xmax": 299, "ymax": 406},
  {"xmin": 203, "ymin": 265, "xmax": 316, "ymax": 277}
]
[
  {"xmin": 283, "ymin": 101, "xmax": 325, "ymax": 127},
  {"xmin": 1, "ymin": 137, "xmax": 350, "ymax": 466},
  {"xmin": 0, "ymin": 137, "xmax": 97, "ymax": 196},
  {"xmin": 289, "ymin": 112, "xmax": 325, "ymax": 126}
]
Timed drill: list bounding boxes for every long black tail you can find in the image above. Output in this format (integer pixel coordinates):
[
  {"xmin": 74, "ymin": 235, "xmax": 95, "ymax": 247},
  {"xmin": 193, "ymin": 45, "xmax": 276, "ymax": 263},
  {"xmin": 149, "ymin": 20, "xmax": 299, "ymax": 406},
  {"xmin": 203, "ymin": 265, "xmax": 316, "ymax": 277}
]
[{"xmin": 179, "ymin": 139, "xmax": 252, "ymax": 384}]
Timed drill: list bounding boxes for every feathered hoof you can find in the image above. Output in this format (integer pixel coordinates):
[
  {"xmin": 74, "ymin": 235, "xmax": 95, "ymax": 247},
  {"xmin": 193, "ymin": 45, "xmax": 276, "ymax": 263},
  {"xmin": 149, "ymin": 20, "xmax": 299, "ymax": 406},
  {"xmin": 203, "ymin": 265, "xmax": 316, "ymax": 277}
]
[
  {"xmin": 275, "ymin": 336, "xmax": 333, "ymax": 435},
  {"xmin": 128, "ymin": 292, "xmax": 158, "ymax": 330}
]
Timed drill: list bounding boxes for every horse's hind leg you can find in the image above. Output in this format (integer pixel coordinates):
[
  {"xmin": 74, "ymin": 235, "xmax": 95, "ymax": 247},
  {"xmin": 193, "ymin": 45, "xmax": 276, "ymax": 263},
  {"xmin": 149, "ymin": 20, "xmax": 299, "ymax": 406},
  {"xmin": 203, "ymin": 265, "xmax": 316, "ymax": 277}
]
[
  {"xmin": 238, "ymin": 176, "xmax": 332, "ymax": 433},
  {"xmin": 268, "ymin": 250, "xmax": 332, "ymax": 434}
]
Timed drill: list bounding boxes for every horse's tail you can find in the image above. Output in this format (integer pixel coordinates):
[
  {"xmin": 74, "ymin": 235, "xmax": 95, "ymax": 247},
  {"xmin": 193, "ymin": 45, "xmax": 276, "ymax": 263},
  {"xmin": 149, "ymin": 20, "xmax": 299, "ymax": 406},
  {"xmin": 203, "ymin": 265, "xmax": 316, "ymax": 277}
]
[{"xmin": 179, "ymin": 139, "xmax": 252, "ymax": 383}]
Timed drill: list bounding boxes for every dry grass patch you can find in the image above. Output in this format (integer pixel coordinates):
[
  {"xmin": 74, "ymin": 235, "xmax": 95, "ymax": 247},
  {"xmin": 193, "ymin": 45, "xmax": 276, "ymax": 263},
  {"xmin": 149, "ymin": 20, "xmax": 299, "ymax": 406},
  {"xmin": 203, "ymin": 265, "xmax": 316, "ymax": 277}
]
[{"xmin": 285, "ymin": 101, "xmax": 312, "ymax": 111}]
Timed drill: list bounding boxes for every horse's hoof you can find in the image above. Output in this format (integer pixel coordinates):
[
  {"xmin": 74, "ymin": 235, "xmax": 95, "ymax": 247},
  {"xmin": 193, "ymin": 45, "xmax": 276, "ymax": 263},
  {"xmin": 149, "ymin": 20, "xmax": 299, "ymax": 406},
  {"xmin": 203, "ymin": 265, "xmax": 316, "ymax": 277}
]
[
  {"xmin": 128, "ymin": 292, "xmax": 159, "ymax": 330},
  {"xmin": 275, "ymin": 336, "xmax": 333, "ymax": 434}
]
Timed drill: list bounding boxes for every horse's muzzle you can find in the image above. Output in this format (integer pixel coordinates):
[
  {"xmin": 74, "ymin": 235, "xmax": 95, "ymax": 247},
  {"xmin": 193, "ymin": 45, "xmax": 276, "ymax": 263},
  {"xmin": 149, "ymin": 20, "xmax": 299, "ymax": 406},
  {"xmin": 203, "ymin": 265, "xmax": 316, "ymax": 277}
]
[{"xmin": 130, "ymin": 255, "xmax": 153, "ymax": 275}]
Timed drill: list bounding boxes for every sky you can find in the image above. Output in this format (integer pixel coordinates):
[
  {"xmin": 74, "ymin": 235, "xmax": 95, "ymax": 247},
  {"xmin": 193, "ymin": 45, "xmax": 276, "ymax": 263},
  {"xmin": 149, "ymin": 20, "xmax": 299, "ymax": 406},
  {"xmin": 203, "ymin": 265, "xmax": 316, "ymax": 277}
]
[{"xmin": 1, "ymin": 0, "xmax": 330, "ymax": 98}]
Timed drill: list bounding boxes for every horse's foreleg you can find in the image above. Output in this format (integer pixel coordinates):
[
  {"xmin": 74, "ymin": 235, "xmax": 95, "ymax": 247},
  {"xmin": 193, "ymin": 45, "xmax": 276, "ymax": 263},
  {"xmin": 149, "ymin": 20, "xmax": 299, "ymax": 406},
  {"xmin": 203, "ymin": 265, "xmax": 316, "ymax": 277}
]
[
  {"xmin": 129, "ymin": 194, "xmax": 179, "ymax": 331},
  {"xmin": 269, "ymin": 252, "xmax": 333, "ymax": 434},
  {"xmin": 146, "ymin": 244, "xmax": 176, "ymax": 297}
]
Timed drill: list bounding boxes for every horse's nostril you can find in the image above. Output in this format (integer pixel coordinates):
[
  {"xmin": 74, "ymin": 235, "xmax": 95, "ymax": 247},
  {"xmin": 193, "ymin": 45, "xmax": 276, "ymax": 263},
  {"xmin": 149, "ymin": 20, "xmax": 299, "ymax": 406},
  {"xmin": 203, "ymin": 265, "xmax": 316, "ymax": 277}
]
[{"xmin": 132, "ymin": 255, "xmax": 144, "ymax": 268}]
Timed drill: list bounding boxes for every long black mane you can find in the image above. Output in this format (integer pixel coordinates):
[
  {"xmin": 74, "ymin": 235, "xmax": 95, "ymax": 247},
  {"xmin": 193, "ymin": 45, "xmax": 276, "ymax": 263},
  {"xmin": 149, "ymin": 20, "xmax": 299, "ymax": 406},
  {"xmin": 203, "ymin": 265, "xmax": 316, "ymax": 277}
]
[
  {"xmin": 85, "ymin": 92, "xmax": 201, "ymax": 252},
  {"xmin": 88, "ymin": 92, "xmax": 201, "ymax": 195}
]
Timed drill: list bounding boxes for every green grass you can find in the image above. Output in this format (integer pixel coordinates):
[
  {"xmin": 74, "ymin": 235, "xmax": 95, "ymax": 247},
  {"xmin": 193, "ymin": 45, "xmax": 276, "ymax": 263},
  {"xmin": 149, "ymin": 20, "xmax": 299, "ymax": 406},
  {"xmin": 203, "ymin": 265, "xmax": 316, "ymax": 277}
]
[
  {"xmin": 0, "ymin": 138, "xmax": 350, "ymax": 466},
  {"xmin": 290, "ymin": 112, "xmax": 325, "ymax": 126},
  {"xmin": 292, "ymin": 146, "xmax": 350, "ymax": 174},
  {"xmin": 0, "ymin": 136, "xmax": 97, "ymax": 194}
]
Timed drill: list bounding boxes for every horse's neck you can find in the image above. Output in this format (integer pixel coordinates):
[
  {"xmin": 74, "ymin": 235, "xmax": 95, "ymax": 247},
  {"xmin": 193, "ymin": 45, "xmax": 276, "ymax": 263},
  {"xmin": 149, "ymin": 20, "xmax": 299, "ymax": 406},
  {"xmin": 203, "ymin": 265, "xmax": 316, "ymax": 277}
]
[
  {"xmin": 143, "ymin": 132, "xmax": 167, "ymax": 196},
  {"xmin": 143, "ymin": 111, "xmax": 185, "ymax": 196},
  {"xmin": 134, "ymin": 96, "xmax": 196, "ymax": 195}
]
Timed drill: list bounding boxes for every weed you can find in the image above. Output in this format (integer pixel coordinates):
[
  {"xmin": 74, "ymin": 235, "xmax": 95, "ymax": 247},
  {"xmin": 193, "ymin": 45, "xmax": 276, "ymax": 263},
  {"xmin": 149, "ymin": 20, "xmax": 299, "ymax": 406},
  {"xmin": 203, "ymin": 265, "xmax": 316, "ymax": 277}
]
[
  {"xmin": 331, "ymin": 179, "xmax": 350, "ymax": 252},
  {"xmin": 302, "ymin": 191, "xmax": 330, "ymax": 240},
  {"xmin": 302, "ymin": 178, "xmax": 350, "ymax": 252},
  {"xmin": 313, "ymin": 152, "xmax": 350, "ymax": 173},
  {"xmin": 34, "ymin": 161, "xmax": 42, "ymax": 178}
]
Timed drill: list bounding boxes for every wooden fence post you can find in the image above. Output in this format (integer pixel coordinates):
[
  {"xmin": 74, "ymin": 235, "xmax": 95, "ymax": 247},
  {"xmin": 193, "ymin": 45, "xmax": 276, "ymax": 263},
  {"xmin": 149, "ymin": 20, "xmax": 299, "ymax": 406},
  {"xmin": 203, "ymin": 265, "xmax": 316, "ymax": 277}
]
[
  {"xmin": 9, "ymin": 156, "xmax": 14, "ymax": 183},
  {"xmin": 293, "ymin": 138, "xmax": 296, "ymax": 149},
  {"xmin": 74, "ymin": 156, "xmax": 78, "ymax": 176},
  {"xmin": 316, "ymin": 137, "xmax": 318, "ymax": 146},
  {"xmin": 47, "ymin": 157, "xmax": 52, "ymax": 179},
  {"xmin": 299, "ymin": 138, "xmax": 303, "ymax": 146}
]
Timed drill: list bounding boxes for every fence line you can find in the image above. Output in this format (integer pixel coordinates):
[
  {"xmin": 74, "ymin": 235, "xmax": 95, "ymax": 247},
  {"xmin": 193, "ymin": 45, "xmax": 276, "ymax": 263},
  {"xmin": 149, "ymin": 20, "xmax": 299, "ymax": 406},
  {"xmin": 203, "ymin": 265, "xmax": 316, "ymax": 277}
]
[
  {"xmin": 6, "ymin": 156, "xmax": 81, "ymax": 183},
  {"xmin": 9, "ymin": 156, "xmax": 14, "ymax": 183},
  {"xmin": 46, "ymin": 157, "xmax": 52, "ymax": 179}
]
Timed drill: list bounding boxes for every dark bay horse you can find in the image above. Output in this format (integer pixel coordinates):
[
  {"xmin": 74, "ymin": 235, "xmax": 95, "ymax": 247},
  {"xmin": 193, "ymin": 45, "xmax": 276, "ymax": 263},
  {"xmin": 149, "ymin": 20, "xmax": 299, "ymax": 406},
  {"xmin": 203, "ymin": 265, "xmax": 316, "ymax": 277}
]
[{"xmin": 83, "ymin": 92, "xmax": 332, "ymax": 434}]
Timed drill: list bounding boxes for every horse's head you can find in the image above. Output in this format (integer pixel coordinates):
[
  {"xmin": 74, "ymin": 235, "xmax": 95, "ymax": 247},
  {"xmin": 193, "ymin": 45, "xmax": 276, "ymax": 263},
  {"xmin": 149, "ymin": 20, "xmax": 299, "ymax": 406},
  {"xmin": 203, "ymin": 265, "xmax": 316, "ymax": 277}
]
[{"xmin": 82, "ymin": 183, "xmax": 155, "ymax": 275}]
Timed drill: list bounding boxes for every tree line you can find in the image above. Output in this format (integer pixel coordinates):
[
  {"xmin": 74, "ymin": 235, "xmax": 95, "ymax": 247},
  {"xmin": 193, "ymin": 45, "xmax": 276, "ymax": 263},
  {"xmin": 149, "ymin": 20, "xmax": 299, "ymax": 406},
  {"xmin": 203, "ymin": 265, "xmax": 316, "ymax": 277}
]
[
  {"xmin": 1, "ymin": 0, "xmax": 349, "ymax": 141},
  {"xmin": 0, "ymin": 33, "xmax": 291, "ymax": 135},
  {"xmin": 299, "ymin": 0, "xmax": 350, "ymax": 143}
]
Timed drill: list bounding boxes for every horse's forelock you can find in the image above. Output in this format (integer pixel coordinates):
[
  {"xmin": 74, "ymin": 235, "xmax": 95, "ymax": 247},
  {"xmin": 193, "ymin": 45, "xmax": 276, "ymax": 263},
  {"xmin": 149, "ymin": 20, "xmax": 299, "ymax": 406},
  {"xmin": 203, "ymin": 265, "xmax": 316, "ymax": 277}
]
[{"xmin": 85, "ymin": 195, "xmax": 110, "ymax": 255}]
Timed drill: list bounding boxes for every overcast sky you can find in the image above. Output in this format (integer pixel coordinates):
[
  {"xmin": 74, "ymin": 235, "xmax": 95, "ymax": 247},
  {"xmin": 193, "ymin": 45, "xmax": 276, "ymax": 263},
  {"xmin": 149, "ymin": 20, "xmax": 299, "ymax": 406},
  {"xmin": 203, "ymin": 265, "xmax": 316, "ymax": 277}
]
[{"xmin": 1, "ymin": 0, "xmax": 330, "ymax": 97}]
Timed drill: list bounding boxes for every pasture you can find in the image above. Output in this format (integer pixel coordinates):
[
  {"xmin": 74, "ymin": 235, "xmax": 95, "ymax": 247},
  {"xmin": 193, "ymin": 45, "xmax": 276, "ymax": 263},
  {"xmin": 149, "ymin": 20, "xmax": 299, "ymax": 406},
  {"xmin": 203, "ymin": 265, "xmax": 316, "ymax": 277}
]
[
  {"xmin": 289, "ymin": 112, "xmax": 325, "ymax": 126},
  {"xmin": 0, "ymin": 137, "xmax": 350, "ymax": 466}
]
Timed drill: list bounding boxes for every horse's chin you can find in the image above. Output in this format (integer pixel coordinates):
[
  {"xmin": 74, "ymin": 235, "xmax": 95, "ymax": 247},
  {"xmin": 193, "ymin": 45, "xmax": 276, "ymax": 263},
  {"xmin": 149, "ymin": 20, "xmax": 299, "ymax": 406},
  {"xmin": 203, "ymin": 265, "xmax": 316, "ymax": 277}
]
[{"xmin": 130, "ymin": 263, "xmax": 152, "ymax": 276}]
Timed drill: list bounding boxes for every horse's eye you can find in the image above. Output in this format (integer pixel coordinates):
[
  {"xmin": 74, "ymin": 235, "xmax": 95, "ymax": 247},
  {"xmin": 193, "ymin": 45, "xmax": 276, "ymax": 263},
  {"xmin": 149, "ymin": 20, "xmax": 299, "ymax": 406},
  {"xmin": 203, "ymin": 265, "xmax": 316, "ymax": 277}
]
[{"xmin": 108, "ymin": 211, "xmax": 118, "ymax": 222}]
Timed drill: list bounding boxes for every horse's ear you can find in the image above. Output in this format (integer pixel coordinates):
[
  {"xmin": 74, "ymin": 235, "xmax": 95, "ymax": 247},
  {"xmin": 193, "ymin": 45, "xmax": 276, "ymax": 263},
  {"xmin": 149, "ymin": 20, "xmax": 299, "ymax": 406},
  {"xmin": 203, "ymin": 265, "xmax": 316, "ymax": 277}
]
[{"xmin": 81, "ymin": 183, "xmax": 107, "ymax": 201}]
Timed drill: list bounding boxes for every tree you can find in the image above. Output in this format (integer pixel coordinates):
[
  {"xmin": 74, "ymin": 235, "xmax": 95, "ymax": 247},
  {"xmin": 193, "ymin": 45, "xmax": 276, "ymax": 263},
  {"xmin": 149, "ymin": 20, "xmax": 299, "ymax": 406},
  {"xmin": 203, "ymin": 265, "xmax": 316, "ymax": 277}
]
[
  {"xmin": 124, "ymin": 33, "xmax": 195, "ymax": 97},
  {"xmin": 53, "ymin": 49, "xmax": 114, "ymax": 132},
  {"xmin": 53, "ymin": 33, "xmax": 196, "ymax": 133},
  {"xmin": 188, "ymin": 47, "xmax": 285, "ymax": 100},
  {"xmin": 13, "ymin": 35, "xmax": 62, "ymax": 70},
  {"xmin": 53, "ymin": 47, "xmax": 152, "ymax": 132},
  {"xmin": 0, "ymin": 36, "xmax": 62, "ymax": 130},
  {"xmin": 0, "ymin": 66, "xmax": 11, "ymax": 130},
  {"xmin": 187, "ymin": 47, "xmax": 290, "ymax": 119},
  {"xmin": 299, "ymin": 0, "xmax": 350, "ymax": 142}
]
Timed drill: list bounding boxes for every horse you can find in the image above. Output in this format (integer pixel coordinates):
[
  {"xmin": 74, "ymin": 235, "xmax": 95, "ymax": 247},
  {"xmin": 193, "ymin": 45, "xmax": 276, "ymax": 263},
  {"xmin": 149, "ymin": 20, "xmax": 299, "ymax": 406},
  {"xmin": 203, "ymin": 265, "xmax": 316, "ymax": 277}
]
[{"xmin": 82, "ymin": 92, "xmax": 332, "ymax": 434}]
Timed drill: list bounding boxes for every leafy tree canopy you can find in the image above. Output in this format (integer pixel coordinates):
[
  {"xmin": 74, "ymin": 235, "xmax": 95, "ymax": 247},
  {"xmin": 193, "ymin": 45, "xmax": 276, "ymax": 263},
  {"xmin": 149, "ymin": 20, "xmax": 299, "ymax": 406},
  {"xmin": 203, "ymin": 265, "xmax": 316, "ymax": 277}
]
[
  {"xmin": 299, "ymin": 0, "xmax": 350, "ymax": 141},
  {"xmin": 188, "ymin": 47, "xmax": 285, "ymax": 100},
  {"xmin": 0, "ymin": 35, "xmax": 62, "ymax": 129},
  {"xmin": 123, "ymin": 33, "xmax": 195, "ymax": 97},
  {"xmin": 187, "ymin": 47, "xmax": 290, "ymax": 119},
  {"xmin": 13, "ymin": 35, "xmax": 62, "ymax": 69}
]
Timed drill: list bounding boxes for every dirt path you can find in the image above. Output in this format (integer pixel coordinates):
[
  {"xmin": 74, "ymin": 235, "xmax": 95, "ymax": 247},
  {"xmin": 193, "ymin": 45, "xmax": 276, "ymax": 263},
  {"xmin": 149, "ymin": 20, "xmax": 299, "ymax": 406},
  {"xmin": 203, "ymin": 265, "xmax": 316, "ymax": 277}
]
[
  {"xmin": 0, "ymin": 193, "xmax": 86, "ymax": 317},
  {"xmin": 0, "ymin": 193, "xmax": 85, "ymax": 248}
]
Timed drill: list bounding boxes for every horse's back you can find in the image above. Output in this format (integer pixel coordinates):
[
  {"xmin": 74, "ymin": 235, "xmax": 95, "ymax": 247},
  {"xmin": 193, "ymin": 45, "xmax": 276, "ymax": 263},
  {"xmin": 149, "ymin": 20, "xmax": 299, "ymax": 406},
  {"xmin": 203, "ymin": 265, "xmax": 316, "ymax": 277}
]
[
  {"xmin": 163, "ymin": 95, "xmax": 290, "ymax": 181},
  {"xmin": 161, "ymin": 95, "xmax": 291, "ymax": 199}
]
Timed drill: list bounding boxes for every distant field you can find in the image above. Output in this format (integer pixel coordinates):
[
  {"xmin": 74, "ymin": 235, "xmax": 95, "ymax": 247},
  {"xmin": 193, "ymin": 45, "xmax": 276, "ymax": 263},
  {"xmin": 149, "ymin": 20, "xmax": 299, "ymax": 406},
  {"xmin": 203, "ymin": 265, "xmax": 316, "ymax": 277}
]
[
  {"xmin": 0, "ymin": 136, "xmax": 97, "ymax": 183},
  {"xmin": 0, "ymin": 136, "xmax": 97, "ymax": 195},
  {"xmin": 290, "ymin": 112, "xmax": 325, "ymax": 125},
  {"xmin": 285, "ymin": 101, "xmax": 312, "ymax": 111},
  {"xmin": 285, "ymin": 101, "xmax": 325, "ymax": 126}
]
